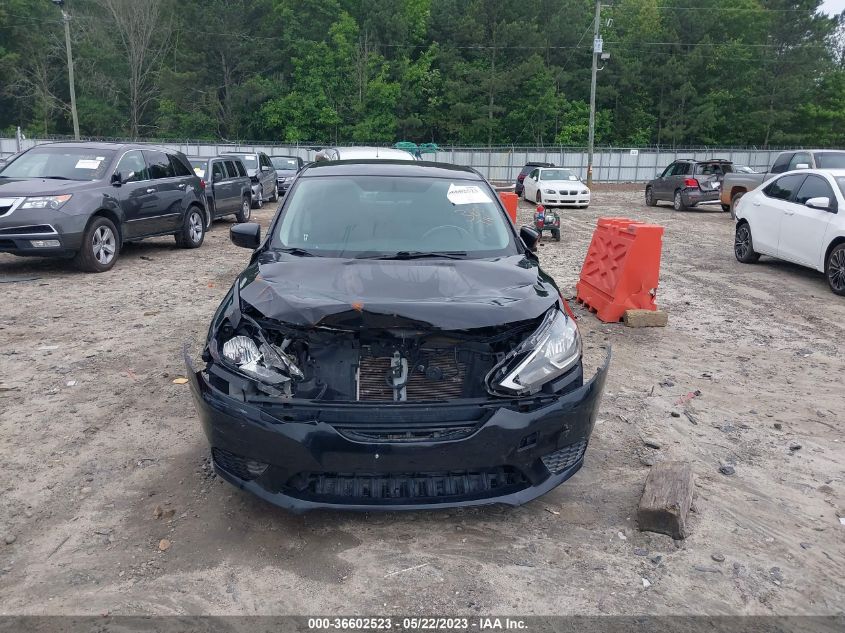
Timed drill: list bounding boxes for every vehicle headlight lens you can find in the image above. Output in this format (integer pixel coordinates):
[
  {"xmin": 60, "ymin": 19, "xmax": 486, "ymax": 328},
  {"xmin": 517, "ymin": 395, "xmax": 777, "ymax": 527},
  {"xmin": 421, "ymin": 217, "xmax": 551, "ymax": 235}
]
[
  {"xmin": 487, "ymin": 309, "xmax": 581, "ymax": 396},
  {"xmin": 222, "ymin": 335, "xmax": 260, "ymax": 365},
  {"xmin": 21, "ymin": 194, "xmax": 72, "ymax": 210},
  {"xmin": 221, "ymin": 333, "xmax": 304, "ymax": 387},
  {"xmin": 582, "ymin": 189, "xmax": 589, "ymax": 194},
  {"xmin": 543, "ymin": 188, "xmax": 556, "ymax": 194}
]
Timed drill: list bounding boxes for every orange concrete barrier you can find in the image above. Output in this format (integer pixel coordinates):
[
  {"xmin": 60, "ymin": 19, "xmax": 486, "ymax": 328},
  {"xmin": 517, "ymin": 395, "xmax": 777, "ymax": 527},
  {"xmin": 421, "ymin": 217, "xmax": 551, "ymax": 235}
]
[
  {"xmin": 576, "ymin": 217, "xmax": 664, "ymax": 323},
  {"xmin": 498, "ymin": 192, "xmax": 518, "ymax": 224}
]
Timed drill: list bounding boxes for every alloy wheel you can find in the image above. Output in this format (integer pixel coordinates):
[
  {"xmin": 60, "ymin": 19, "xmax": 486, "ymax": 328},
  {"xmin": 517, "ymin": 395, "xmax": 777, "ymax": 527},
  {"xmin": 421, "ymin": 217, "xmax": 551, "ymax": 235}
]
[
  {"xmin": 189, "ymin": 211, "xmax": 203, "ymax": 244},
  {"xmin": 92, "ymin": 226, "xmax": 116, "ymax": 265},
  {"xmin": 829, "ymin": 248, "xmax": 845, "ymax": 293},
  {"xmin": 242, "ymin": 199, "xmax": 251, "ymax": 221},
  {"xmin": 734, "ymin": 225, "xmax": 751, "ymax": 260}
]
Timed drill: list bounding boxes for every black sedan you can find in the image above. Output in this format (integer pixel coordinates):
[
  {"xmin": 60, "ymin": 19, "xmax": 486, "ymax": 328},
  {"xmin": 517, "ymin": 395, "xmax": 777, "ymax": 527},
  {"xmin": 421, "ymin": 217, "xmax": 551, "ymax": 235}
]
[{"xmin": 186, "ymin": 160, "xmax": 609, "ymax": 511}]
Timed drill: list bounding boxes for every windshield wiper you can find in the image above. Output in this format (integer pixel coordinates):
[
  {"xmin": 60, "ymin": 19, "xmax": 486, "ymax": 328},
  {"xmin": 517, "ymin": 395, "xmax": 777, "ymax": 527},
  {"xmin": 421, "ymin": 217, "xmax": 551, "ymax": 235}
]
[
  {"xmin": 41, "ymin": 176, "xmax": 72, "ymax": 180},
  {"xmin": 358, "ymin": 251, "xmax": 468, "ymax": 260},
  {"xmin": 277, "ymin": 247, "xmax": 317, "ymax": 257}
]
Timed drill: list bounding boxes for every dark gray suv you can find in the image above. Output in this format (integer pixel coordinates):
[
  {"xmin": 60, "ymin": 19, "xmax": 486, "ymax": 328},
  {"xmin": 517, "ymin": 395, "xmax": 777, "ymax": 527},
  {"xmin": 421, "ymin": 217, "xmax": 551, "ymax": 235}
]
[
  {"xmin": 221, "ymin": 151, "xmax": 277, "ymax": 208},
  {"xmin": 0, "ymin": 142, "xmax": 207, "ymax": 272},
  {"xmin": 190, "ymin": 157, "xmax": 253, "ymax": 224},
  {"xmin": 646, "ymin": 159, "xmax": 733, "ymax": 211}
]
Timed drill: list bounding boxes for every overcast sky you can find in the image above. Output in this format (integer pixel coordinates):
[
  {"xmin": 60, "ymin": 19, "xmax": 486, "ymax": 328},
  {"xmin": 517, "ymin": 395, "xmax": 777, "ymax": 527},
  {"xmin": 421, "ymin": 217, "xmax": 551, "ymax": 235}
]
[{"xmin": 821, "ymin": 0, "xmax": 845, "ymax": 15}]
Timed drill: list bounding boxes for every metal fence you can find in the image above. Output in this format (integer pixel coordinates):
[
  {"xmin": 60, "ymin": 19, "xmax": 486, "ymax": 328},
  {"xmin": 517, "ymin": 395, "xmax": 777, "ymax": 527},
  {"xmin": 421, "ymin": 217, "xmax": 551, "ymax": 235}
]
[{"xmin": 0, "ymin": 136, "xmax": 788, "ymax": 183}]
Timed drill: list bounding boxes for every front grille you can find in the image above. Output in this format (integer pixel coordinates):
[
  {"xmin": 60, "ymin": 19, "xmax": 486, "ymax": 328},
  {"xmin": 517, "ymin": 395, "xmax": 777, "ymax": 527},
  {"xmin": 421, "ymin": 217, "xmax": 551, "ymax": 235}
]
[
  {"xmin": 358, "ymin": 350, "xmax": 466, "ymax": 401},
  {"xmin": 287, "ymin": 467, "xmax": 529, "ymax": 503},
  {"xmin": 212, "ymin": 447, "xmax": 268, "ymax": 481},
  {"xmin": 541, "ymin": 439, "xmax": 587, "ymax": 475},
  {"xmin": 0, "ymin": 225, "xmax": 55, "ymax": 235}
]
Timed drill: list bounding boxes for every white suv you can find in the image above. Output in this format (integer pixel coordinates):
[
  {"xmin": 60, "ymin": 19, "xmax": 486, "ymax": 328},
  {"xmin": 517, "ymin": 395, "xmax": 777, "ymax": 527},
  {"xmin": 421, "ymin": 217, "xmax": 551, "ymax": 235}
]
[{"xmin": 734, "ymin": 168, "xmax": 845, "ymax": 295}]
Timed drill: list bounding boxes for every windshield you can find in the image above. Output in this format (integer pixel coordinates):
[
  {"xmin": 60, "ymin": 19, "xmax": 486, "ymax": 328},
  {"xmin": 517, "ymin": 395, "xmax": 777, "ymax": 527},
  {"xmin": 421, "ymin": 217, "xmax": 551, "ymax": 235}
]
[
  {"xmin": 189, "ymin": 159, "xmax": 206, "ymax": 178},
  {"xmin": 274, "ymin": 176, "xmax": 517, "ymax": 258},
  {"xmin": 230, "ymin": 154, "xmax": 257, "ymax": 169},
  {"xmin": 0, "ymin": 146, "xmax": 116, "ymax": 181},
  {"xmin": 814, "ymin": 152, "xmax": 845, "ymax": 169},
  {"xmin": 540, "ymin": 169, "xmax": 578, "ymax": 181},
  {"xmin": 271, "ymin": 157, "xmax": 299, "ymax": 171}
]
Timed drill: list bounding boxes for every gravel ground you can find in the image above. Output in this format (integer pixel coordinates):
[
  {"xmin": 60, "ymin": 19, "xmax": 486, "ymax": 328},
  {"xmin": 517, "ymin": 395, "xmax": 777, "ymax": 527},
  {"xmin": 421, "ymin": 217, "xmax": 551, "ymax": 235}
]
[{"xmin": 0, "ymin": 187, "xmax": 843, "ymax": 615}]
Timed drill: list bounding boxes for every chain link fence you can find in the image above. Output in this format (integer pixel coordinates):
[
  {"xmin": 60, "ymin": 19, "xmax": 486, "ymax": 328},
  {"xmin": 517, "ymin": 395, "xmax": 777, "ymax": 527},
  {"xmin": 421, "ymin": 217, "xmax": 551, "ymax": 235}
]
[{"xmin": 1, "ymin": 135, "xmax": 788, "ymax": 183}]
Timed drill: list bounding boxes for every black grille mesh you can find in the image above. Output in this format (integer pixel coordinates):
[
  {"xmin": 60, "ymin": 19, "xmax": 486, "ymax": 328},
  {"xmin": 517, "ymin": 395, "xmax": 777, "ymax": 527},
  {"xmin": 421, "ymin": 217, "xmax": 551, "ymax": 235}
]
[
  {"xmin": 540, "ymin": 439, "xmax": 587, "ymax": 475},
  {"xmin": 212, "ymin": 448, "xmax": 268, "ymax": 481}
]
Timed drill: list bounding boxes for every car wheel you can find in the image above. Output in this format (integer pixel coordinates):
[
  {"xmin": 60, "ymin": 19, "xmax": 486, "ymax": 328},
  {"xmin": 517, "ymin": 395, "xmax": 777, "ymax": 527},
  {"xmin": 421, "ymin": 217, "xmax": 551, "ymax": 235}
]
[
  {"xmin": 552, "ymin": 228, "xmax": 561, "ymax": 241},
  {"xmin": 236, "ymin": 197, "xmax": 251, "ymax": 223},
  {"xmin": 721, "ymin": 204, "xmax": 731, "ymax": 213},
  {"xmin": 253, "ymin": 188, "xmax": 264, "ymax": 209},
  {"xmin": 734, "ymin": 222, "xmax": 760, "ymax": 264},
  {"xmin": 74, "ymin": 216, "xmax": 120, "ymax": 273},
  {"xmin": 826, "ymin": 243, "xmax": 845, "ymax": 296},
  {"xmin": 205, "ymin": 208, "xmax": 212, "ymax": 230},
  {"xmin": 517, "ymin": 188, "xmax": 523, "ymax": 199},
  {"xmin": 175, "ymin": 206, "xmax": 206, "ymax": 249},
  {"xmin": 730, "ymin": 191, "xmax": 745, "ymax": 220},
  {"xmin": 536, "ymin": 191, "xmax": 542, "ymax": 204},
  {"xmin": 645, "ymin": 186, "xmax": 656, "ymax": 207},
  {"xmin": 270, "ymin": 185, "xmax": 278, "ymax": 202},
  {"xmin": 673, "ymin": 190, "xmax": 685, "ymax": 211}
]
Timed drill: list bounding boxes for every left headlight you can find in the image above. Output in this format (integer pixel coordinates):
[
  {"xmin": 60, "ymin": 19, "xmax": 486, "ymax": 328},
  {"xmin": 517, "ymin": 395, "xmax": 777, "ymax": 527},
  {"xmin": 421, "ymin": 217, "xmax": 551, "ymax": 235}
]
[
  {"xmin": 487, "ymin": 309, "xmax": 581, "ymax": 396},
  {"xmin": 20, "ymin": 194, "xmax": 72, "ymax": 210}
]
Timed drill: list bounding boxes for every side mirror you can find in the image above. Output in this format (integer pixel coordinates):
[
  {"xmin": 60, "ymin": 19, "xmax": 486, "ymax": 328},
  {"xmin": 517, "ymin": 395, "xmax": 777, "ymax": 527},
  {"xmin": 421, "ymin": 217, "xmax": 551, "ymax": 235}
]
[
  {"xmin": 520, "ymin": 225, "xmax": 540, "ymax": 252},
  {"xmin": 111, "ymin": 172, "xmax": 123, "ymax": 186},
  {"xmin": 795, "ymin": 163, "xmax": 810, "ymax": 170},
  {"xmin": 212, "ymin": 171, "xmax": 222, "ymax": 183},
  {"xmin": 230, "ymin": 222, "xmax": 261, "ymax": 249},
  {"xmin": 805, "ymin": 196, "xmax": 833, "ymax": 211}
]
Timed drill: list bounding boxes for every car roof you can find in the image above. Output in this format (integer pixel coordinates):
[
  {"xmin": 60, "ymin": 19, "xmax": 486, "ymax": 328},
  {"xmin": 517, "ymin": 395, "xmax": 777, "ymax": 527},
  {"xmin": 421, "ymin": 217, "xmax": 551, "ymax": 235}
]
[
  {"xmin": 29, "ymin": 141, "xmax": 179, "ymax": 154},
  {"xmin": 300, "ymin": 159, "xmax": 482, "ymax": 180}
]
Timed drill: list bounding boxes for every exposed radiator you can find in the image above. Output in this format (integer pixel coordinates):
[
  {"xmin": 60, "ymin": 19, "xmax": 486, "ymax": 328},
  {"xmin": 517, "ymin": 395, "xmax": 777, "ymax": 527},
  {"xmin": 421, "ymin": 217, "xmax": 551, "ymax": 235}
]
[{"xmin": 358, "ymin": 349, "xmax": 466, "ymax": 401}]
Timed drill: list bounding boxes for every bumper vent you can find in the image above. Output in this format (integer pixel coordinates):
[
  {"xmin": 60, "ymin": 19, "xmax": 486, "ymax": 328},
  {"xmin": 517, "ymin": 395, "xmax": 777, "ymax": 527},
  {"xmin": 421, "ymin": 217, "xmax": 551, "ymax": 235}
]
[
  {"xmin": 212, "ymin": 447, "xmax": 268, "ymax": 481},
  {"xmin": 358, "ymin": 350, "xmax": 466, "ymax": 401},
  {"xmin": 289, "ymin": 467, "xmax": 528, "ymax": 503},
  {"xmin": 541, "ymin": 439, "xmax": 587, "ymax": 475}
]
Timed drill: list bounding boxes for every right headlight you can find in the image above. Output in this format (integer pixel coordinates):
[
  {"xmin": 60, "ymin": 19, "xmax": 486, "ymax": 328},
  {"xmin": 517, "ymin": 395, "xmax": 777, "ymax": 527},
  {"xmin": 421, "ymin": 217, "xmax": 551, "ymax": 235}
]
[
  {"xmin": 21, "ymin": 194, "xmax": 72, "ymax": 210},
  {"xmin": 487, "ymin": 309, "xmax": 581, "ymax": 397},
  {"xmin": 543, "ymin": 188, "xmax": 556, "ymax": 194}
]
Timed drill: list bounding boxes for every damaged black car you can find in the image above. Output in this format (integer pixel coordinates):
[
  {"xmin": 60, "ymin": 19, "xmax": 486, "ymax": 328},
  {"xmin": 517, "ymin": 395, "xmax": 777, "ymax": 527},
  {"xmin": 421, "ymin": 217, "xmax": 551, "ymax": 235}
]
[{"xmin": 186, "ymin": 160, "xmax": 609, "ymax": 511}]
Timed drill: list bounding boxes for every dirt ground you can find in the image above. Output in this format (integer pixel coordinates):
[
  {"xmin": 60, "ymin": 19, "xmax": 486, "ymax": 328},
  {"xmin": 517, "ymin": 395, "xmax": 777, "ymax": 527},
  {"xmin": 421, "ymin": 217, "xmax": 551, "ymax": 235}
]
[{"xmin": 0, "ymin": 188, "xmax": 843, "ymax": 616}]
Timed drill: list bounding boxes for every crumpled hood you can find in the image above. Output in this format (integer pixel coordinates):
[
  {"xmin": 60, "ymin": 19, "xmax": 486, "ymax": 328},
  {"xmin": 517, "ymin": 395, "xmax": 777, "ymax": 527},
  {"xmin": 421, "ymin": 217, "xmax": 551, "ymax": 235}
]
[{"xmin": 237, "ymin": 252, "xmax": 558, "ymax": 330}]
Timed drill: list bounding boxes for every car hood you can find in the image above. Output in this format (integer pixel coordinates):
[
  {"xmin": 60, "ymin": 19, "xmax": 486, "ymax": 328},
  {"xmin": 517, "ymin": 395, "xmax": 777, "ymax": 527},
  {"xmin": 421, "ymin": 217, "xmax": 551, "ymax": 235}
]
[
  {"xmin": 237, "ymin": 252, "xmax": 558, "ymax": 330},
  {"xmin": 541, "ymin": 180, "xmax": 587, "ymax": 189},
  {"xmin": 0, "ymin": 177, "xmax": 100, "ymax": 196}
]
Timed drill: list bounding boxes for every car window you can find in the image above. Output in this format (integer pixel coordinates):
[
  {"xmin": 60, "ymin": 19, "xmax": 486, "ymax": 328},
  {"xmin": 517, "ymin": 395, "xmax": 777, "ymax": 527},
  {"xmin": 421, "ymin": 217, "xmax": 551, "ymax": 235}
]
[
  {"xmin": 659, "ymin": 164, "xmax": 674, "ymax": 178},
  {"xmin": 788, "ymin": 152, "xmax": 811, "ymax": 170},
  {"xmin": 234, "ymin": 160, "xmax": 247, "ymax": 177},
  {"xmin": 763, "ymin": 174, "xmax": 806, "ymax": 201},
  {"xmin": 814, "ymin": 152, "xmax": 845, "ymax": 169},
  {"xmin": 189, "ymin": 159, "xmax": 206, "ymax": 178},
  {"xmin": 260, "ymin": 154, "xmax": 271, "ymax": 169},
  {"xmin": 0, "ymin": 146, "xmax": 115, "ymax": 181},
  {"xmin": 275, "ymin": 176, "xmax": 517, "ymax": 258},
  {"xmin": 836, "ymin": 177, "xmax": 845, "ymax": 199},
  {"xmin": 696, "ymin": 163, "xmax": 725, "ymax": 175},
  {"xmin": 794, "ymin": 175, "xmax": 835, "ymax": 206},
  {"xmin": 168, "ymin": 154, "xmax": 192, "ymax": 177},
  {"xmin": 145, "ymin": 151, "xmax": 175, "ymax": 179},
  {"xmin": 770, "ymin": 153, "xmax": 793, "ymax": 174},
  {"xmin": 223, "ymin": 160, "xmax": 238, "ymax": 178},
  {"xmin": 212, "ymin": 162, "xmax": 226, "ymax": 181},
  {"xmin": 116, "ymin": 150, "xmax": 148, "ymax": 183},
  {"xmin": 271, "ymin": 157, "xmax": 300, "ymax": 171},
  {"xmin": 528, "ymin": 169, "xmax": 538, "ymax": 179}
]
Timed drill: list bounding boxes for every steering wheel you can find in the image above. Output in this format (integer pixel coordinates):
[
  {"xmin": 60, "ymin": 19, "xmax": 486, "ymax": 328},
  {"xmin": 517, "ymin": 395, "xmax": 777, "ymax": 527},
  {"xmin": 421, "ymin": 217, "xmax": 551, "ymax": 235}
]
[{"xmin": 420, "ymin": 224, "xmax": 472, "ymax": 243}]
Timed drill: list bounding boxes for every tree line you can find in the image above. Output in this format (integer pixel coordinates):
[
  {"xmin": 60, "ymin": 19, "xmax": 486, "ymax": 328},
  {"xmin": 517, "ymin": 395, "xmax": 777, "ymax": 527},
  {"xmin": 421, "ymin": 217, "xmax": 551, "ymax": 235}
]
[{"xmin": 1, "ymin": 0, "xmax": 843, "ymax": 147}]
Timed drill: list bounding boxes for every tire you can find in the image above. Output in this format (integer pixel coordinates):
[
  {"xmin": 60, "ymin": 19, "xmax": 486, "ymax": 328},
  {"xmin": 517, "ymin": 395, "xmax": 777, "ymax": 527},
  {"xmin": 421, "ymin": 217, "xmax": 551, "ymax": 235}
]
[
  {"xmin": 205, "ymin": 208, "xmax": 212, "ymax": 230},
  {"xmin": 826, "ymin": 243, "xmax": 845, "ymax": 296},
  {"xmin": 536, "ymin": 191, "xmax": 542, "ymax": 204},
  {"xmin": 269, "ymin": 184, "xmax": 278, "ymax": 202},
  {"xmin": 552, "ymin": 228, "xmax": 561, "ymax": 241},
  {"xmin": 73, "ymin": 216, "xmax": 120, "ymax": 273},
  {"xmin": 721, "ymin": 203, "xmax": 731, "ymax": 213},
  {"xmin": 645, "ymin": 186, "xmax": 656, "ymax": 207},
  {"xmin": 175, "ymin": 206, "xmax": 206, "ymax": 249},
  {"xmin": 730, "ymin": 191, "xmax": 745, "ymax": 220},
  {"xmin": 673, "ymin": 190, "xmax": 685, "ymax": 211},
  {"xmin": 734, "ymin": 222, "xmax": 760, "ymax": 264},
  {"xmin": 235, "ymin": 197, "xmax": 251, "ymax": 223},
  {"xmin": 252, "ymin": 187, "xmax": 264, "ymax": 209},
  {"xmin": 517, "ymin": 188, "xmax": 523, "ymax": 199}
]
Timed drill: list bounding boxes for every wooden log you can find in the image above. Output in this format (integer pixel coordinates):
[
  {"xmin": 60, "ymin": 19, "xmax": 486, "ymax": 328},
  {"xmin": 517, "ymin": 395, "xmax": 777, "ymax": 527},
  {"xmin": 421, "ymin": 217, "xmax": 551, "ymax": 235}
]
[
  {"xmin": 623, "ymin": 309, "xmax": 668, "ymax": 328},
  {"xmin": 637, "ymin": 460, "xmax": 695, "ymax": 539}
]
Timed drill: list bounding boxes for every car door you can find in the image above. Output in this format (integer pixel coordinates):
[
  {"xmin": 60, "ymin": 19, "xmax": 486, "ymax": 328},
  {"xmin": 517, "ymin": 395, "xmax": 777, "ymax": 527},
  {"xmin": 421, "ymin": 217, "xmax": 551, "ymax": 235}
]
[
  {"xmin": 223, "ymin": 160, "xmax": 242, "ymax": 212},
  {"xmin": 259, "ymin": 153, "xmax": 275, "ymax": 194},
  {"xmin": 113, "ymin": 149, "xmax": 156, "ymax": 239},
  {"xmin": 750, "ymin": 174, "xmax": 807, "ymax": 256},
  {"xmin": 208, "ymin": 160, "xmax": 229, "ymax": 217},
  {"xmin": 524, "ymin": 169, "xmax": 539, "ymax": 201},
  {"xmin": 142, "ymin": 150, "xmax": 182, "ymax": 233},
  {"xmin": 777, "ymin": 174, "xmax": 837, "ymax": 268}
]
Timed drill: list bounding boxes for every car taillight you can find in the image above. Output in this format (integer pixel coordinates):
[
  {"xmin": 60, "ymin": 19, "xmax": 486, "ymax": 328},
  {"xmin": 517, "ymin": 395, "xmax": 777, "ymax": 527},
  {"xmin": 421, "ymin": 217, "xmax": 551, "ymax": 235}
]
[
  {"xmin": 199, "ymin": 180, "xmax": 206, "ymax": 190},
  {"xmin": 684, "ymin": 178, "xmax": 699, "ymax": 188},
  {"xmin": 517, "ymin": 174, "xmax": 525, "ymax": 182}
]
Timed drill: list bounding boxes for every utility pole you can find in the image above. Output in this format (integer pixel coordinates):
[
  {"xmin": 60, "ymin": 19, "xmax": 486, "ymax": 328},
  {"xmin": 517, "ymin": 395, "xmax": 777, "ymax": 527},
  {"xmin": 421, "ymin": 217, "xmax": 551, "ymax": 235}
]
[
  {"xmin": 586, "ymin": 0, "xmax": 602, "ymax": 187},
  {"xmin": 55, "ymin": 1, "xmax": 80, "ymax": 139}
]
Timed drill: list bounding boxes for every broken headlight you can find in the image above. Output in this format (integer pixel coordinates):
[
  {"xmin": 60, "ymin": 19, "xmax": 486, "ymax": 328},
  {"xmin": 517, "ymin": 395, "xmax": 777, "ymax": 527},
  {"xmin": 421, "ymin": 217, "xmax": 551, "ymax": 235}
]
[
  {"xmin": 487, "ymin": 309, "xmax": 581, "ymax": 396},
  {"xmin": 221, "ymin": 333, "xmax": 304, "ymax": 393}
]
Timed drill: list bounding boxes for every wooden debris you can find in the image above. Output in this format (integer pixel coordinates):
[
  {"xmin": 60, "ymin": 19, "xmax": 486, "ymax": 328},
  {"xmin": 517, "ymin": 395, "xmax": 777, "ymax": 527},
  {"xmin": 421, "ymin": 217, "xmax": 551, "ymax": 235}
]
[
  {"xmin": 637, "ymin": 460, "xmax": 695, "ymax": 539},
  {"xmin": 623, "ymin": 309, "xmax": 668, "ymax": 328}
]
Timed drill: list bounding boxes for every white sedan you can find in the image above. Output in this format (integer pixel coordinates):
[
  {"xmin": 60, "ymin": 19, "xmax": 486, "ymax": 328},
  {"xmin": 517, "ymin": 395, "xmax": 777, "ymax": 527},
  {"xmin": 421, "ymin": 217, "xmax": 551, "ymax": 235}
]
[
  {"xmin": 522, "ymin": 167, "xmax": 590, "ymax": 208},
  {"xmin": 734, "ymin": 168, "xmax": 845, "ymax": 295}
]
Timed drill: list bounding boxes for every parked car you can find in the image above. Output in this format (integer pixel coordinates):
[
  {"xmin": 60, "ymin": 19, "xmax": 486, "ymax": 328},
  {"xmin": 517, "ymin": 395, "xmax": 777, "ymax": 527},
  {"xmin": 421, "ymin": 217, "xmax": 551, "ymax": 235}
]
[
  {"xmin": 515, "ymin": 161, "xmax": 554, "ymax": 197},
  {"xmin": 722, "ymin": 150, "xmax": 845, "ymax": 218},
  {"xmin": 0, "ymin": 142, "xmax": 206, "ymax": 272},
  {"xmin": 190, "ymin": 157, "xmax": 253, "ymax": 224},
  {"xmin": 314, "ymin": 147, "xmax": 417, "ymax": 162},
  {"xmin": 733, "ymin": 168, "xmax": 845, "ymax": 295},
  {"xmin": 220, "ymin": 151, "xmax": 277, "ymax": 208},
  {"xmin": 522, "ymin": 167, "xmax": 590, "ymax": 208},
  {"xmin": 645, "ymin": 159, "xmax": 733, "ymax": 211},
  {"xmin": 185, "ymin": 159, "xmax": 609, "ymax": 511},
  {"xmin": 270, "ymin": 155, "xmax": 304, "ymax": 196}
]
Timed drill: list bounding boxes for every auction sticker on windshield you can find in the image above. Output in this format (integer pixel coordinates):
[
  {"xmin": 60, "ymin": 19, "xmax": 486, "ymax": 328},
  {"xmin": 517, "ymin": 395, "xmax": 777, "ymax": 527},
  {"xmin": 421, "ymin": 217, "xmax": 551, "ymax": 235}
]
[
  {"xmin": 447, "ymin": 183, "xmax": 492, "ymax": 205},
  {"xmin": 75, "ymin": 159, "xmax": 102, "ymax": 169}
]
